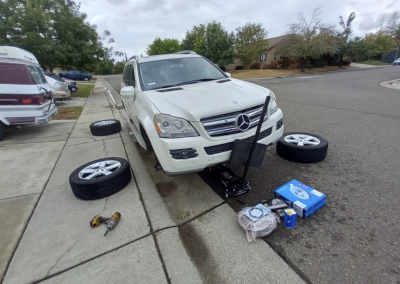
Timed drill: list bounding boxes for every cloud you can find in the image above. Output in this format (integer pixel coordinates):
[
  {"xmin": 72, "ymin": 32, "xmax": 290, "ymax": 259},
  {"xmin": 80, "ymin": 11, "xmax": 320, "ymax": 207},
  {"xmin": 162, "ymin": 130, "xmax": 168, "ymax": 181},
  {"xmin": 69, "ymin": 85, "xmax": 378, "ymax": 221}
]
[{"xmin": 80, "ymin": 0, "xmax": 397, "ymax": 60}]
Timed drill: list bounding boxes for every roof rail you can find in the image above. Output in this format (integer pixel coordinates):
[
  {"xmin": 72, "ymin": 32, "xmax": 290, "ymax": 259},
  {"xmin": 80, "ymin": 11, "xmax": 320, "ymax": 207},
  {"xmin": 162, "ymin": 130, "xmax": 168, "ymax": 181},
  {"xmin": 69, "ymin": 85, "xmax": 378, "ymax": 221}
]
[
  {"xmin": 173, "ymin": 50, "xmax": 197, "ymax": 55},
  {"xmin": 128, "ymin": 55, "xmax": 139, "ymax": 61}
]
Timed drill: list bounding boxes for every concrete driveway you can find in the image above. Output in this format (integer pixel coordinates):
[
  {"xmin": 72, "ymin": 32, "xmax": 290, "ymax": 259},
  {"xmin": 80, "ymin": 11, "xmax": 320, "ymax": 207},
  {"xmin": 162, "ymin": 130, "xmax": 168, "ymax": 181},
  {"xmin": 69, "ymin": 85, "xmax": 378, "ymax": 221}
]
[{"xmin": 0, "ymin": 120, "xmax": 76, "ymax": 278}]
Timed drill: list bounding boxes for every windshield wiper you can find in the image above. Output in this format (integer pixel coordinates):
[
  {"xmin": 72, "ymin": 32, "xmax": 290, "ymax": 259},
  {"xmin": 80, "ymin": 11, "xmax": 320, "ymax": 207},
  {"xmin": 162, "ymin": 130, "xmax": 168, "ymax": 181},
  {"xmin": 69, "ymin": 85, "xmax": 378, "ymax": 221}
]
[
  {"xmin": 156, "ymin": 84, "xmax": 178, "ymax": 89},
  {"xmin": 176, "ymin": 78, "xmax": 219, "ymax": 86}
]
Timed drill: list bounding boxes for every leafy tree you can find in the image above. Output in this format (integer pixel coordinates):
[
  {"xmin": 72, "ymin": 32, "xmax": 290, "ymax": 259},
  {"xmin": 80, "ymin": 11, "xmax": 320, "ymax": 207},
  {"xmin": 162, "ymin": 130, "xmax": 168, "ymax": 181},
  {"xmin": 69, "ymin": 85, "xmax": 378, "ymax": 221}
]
[
  {"xmin": 180, "ymin": 22, "xmax": 235, "ymax": 67},
  {"xmin": 181, "ymin": 24, "xmax": 206, "ymax": 53},
  {"xmin": 346, "ymin": 37, "xmax": 368, "ymax": 61},
  {"xmin": 0, "ymin": 0, "xmax": 121, "ymax": 72},
  {"xmin": 337, "ymin": 12, "xmax": 356, "ymax": 67},
  {"xmin": 279, "ymin": 6, "xmax": 338, "ymax": 71},
  {"xmin": 114, "ymin": 61, "xmax": 125, "ymax": 74},
  {"xmin": 235, "ymin": 23, "xmax": 268, "ymax": 70},
  {"xmin": 202, "ymin": 21, "xmax": 235, "ymax": 67},
  {"xmin": 364, "ymin": 31, "xmax": 397, "ymax": 59},
  {"xmin": 384, "ymin": 12, "xmax": 400, "ymax": 60},
  {"xmin": 146, "ymin": 38, "xmax": 181, "ymax": 55}
]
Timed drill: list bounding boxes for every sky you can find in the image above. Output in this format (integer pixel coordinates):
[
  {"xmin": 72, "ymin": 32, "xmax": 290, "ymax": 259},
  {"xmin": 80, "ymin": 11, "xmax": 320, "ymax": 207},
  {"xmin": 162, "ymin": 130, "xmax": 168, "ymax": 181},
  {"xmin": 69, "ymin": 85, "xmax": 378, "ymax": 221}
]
[{"xmin": 80, "ymin": 0, "xmax": 400, "ymax": 61}]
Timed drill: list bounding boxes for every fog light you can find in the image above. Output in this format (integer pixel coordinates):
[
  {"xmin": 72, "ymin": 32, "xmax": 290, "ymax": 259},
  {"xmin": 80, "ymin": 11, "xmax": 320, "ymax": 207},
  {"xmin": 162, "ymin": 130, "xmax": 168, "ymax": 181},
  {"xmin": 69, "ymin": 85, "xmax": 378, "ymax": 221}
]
[
  {"xmin": 276, "ymin": 119, "xmax": 283, "ymax": 130},
  {"xmin": 170, "ymin": 148, "xmax": 198, "ymax": 159}
]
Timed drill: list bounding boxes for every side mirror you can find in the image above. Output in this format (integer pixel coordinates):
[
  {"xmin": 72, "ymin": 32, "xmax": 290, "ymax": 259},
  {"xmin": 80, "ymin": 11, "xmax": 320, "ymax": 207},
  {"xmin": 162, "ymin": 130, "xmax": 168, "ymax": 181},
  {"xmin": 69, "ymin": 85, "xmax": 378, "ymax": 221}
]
[
  {"xmin": 225, "ymin": 72, "xmax": 232, "ymax": 78},
  {"xmin": 120, "ymin": 86, "xmax": 135, "ymax": 99}
]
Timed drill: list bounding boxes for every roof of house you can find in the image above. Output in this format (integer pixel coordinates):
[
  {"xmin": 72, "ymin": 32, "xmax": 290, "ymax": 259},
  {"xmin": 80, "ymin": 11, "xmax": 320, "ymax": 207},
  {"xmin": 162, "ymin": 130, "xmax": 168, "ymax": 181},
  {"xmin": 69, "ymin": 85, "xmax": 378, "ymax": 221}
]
[{"xmin": 267, "ymin": 35, "xmax": 289, "ymax": 50}]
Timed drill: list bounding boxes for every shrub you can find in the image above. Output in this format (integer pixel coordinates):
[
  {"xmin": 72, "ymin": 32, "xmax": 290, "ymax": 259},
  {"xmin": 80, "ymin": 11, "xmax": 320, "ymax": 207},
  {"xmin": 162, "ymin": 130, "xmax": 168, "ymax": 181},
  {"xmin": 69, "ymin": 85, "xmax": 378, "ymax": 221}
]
[
  {"xmin": 310, "ymin": 58, "xmax": 325, "ymax": 68},
  {"xmin": 235, "ymin": 65, "xmax": 243, "ymax": 70},
  {"xmin": 341, "ymin": 59, "xmax": 351, "ymax": 66},
  {"xmin": 250, "ymin": 62, "xmax": 261, "ymax": 69}
]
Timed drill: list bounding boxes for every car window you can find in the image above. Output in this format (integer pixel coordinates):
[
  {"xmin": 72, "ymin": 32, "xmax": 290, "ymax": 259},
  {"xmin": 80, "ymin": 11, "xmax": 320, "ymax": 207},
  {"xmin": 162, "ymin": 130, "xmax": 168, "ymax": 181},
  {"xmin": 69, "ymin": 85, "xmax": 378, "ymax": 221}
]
[
  {"xmin": 123, "ymin": 65, "xmax": 132, "ymax": 86},
  {"xmin": 27, "ymin": 65, "xmax": 44, "ymax": 84},
  {"xmin": 138, "ymin": 57, "xmax": 226, "ymax": 91},
  {"xmin": 129, "ymin": 64, "xmax": 135, "ymax": 87},
  {"xmin": 0, "ymin": 63, "xmax": 35, "ymax": 85},
  {"xmin": 34, "ymin": 66, "xmax": 47, "ymax": 83}
]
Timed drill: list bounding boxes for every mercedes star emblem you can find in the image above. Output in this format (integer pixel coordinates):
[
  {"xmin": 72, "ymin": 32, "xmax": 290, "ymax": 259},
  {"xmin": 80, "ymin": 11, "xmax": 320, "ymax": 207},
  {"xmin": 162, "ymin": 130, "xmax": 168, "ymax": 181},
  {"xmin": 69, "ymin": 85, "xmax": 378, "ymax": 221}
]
[{"xmin": 234, "ymin": 114, "xmax": 251, "ymax": 131}]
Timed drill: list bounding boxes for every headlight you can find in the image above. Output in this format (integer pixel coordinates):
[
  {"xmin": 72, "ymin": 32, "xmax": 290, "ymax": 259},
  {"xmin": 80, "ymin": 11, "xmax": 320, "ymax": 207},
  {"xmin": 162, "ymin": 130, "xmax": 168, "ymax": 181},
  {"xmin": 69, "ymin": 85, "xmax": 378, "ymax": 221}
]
[
  {"xmin": 154, "ymin": 114, "xmax": 199, "ymax": 138},
  {"xmin": 269, "ymin": 91, "xmax": 279, "ymax": 115}
]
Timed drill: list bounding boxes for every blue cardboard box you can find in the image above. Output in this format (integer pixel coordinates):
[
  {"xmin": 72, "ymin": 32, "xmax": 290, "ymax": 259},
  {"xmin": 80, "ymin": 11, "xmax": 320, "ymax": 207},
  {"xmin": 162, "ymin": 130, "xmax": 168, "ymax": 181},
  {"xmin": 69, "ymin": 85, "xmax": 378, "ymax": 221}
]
[{"xmin": 274, "ymin": 180, "xmax": 326, "ymax": 219}]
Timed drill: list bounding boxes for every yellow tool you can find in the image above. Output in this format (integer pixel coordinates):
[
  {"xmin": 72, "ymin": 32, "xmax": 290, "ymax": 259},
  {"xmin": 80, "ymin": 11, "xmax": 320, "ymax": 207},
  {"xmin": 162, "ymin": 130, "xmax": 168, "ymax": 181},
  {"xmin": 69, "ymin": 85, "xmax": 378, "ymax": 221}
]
[{"xmin": 90, "ymin": 212, "xmax": 121, "ymax": 236}]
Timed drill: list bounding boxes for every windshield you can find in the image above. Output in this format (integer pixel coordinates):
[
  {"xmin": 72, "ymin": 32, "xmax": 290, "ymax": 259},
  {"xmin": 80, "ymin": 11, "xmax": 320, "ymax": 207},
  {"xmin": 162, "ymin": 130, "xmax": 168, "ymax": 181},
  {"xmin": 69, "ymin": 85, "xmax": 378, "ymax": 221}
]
[{"xmin": 138, "ymin": 57, "xmax": 226, "ymax": 91}]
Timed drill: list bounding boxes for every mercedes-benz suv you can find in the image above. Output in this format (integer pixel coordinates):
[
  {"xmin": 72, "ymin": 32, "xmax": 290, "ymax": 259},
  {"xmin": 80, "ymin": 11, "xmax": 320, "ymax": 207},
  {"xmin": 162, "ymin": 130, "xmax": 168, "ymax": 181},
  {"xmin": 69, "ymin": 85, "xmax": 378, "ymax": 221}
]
[{"xmin": 120, "ymin": 51, "xmax": 284, "ymax": 175}]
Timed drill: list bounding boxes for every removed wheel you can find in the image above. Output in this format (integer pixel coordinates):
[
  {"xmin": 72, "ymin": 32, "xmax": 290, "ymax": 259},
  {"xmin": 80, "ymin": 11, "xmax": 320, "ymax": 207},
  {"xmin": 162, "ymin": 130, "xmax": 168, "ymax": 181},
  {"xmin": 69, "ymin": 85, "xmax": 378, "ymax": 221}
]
[
  {"xmin": 69, "ymin": 157, "xmax": 131, "ymax": 200},
  {"xmin": 276, "ymin": 132, "xmax": 328, "ymax": 163},
  {"xmin": 90, "ymin": 119, "xmax": 121, "ymax": 136}
]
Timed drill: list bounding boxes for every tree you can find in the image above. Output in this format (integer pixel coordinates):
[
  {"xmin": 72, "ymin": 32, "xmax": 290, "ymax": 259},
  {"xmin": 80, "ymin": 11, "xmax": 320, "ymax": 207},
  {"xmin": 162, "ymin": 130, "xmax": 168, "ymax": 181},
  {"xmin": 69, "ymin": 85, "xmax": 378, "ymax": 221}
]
[
  {"xmin": 364, "ymin": 31, "xmax": 397, "ymax": 59},
  {"xmin": 235, "ymin": 23, "xmax": 268, "ymax": 70},
  {"xmin": 180, "ymin": 22, "xmax": 235, "ymax": 67},
  {"xmin": 146, "ymin": 38, "xmax": 181, "ymax": 55},
  {"xmin": 0, "ymin": 0, "xmax": 120, "ymax": 72},
  {"xmin": 346, "ymin": 37, "xmax": 368, "ymax": 61},
  {"xmin": 202, "ymin": 21, "xmax": 235, "ymax": 67},
  {"xmin": 279, "ymin": 6, "xmax": 338, "ymax": 71},
  {"xmin": 384, "ymin": 12, "xmax": 400, "ymax": 60},
  {"xmin": 114, "ymin": 61, "xmax": 125, "ymax": 74},
  {"xmin": 337, "ymin": 12, "xmax": 356, "ymax": 67},
  {"xmin": 181, "ymin": 24, "xmax": 206, "ymax": 53}
]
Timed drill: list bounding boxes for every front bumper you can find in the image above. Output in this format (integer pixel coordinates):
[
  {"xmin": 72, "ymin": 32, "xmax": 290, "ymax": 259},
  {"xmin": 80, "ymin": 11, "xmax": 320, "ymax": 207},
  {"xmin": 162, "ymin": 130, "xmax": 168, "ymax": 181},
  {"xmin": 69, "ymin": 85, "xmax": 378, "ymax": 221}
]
[{"xmin": 150, "ymin": 109, "xmax": 284, "ymax": 175}]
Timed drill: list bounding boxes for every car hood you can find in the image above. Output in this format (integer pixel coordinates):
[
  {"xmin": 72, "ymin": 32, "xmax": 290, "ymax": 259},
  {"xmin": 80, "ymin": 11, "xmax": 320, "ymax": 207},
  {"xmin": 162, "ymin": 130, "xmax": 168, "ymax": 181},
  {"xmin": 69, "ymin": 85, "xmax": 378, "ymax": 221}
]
[{"xmin": 143, "ymin": 79, "xmax": 271, "ymax": 121}]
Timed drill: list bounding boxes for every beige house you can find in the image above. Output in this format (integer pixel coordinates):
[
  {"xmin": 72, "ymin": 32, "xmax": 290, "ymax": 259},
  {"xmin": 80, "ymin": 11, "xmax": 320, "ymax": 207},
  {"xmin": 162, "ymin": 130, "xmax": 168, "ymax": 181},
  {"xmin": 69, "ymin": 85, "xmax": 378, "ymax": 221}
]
[{"xmin": 226, "ymin": 35, "xmax": 289, "ymax": 70}]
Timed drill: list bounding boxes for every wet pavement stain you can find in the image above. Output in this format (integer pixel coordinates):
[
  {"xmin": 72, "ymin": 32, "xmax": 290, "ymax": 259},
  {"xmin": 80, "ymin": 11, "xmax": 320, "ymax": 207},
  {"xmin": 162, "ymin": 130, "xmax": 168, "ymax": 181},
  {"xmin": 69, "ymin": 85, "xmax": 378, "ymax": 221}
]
[{"xmin": 178, "ymin": 223, "xmax": 221, "ymax": 284}]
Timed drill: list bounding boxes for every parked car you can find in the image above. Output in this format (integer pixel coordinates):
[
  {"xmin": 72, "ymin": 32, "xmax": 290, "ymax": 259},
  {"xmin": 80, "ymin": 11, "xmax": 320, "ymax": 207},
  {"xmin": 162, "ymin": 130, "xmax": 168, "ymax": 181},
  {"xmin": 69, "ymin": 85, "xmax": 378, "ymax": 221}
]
[
  {"xmin": 120, "ymin": 51, "xmax": 284, "ymax": 175},
  {"xmin": 0, "ymin": 46, "xmax": 57, "ymax": 141},
  {"xmin": 44, "ymin": 72, "xmax": 71, "ymax": 101},
  {"xmin": 393, "ymin": 58, "xmax": 400, "ymax": 65},
  {"xmin": 64, "ymin": 79, "xmax": 79, "ymax": 93},
  {"xmin": 59, "ymin": 69, "xmax": 92, "ymax": 81}
]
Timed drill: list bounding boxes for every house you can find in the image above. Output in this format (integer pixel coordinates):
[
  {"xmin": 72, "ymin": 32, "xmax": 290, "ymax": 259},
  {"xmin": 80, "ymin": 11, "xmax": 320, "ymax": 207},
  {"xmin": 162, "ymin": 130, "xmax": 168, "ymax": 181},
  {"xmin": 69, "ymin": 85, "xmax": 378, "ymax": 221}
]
[{"xmin": 225, "ymin": 35, "xmax": 289, "ymax": 70}]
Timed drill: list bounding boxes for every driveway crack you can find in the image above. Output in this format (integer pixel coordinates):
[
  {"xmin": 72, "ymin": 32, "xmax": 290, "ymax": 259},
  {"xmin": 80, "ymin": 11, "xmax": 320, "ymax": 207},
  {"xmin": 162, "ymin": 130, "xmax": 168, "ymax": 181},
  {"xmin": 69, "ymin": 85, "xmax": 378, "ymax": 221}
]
[{"xmin": 45, "ymin": 240, "xmax": 79, "ymax": 277}]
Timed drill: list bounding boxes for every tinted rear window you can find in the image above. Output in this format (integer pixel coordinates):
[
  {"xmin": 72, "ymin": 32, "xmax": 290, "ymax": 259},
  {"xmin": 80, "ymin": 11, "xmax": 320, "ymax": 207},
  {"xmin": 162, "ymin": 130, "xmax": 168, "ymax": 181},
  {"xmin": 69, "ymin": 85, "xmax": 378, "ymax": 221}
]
[{"xmin": 0, "ymin": 63, "xmax": 35, "ymax": 85}]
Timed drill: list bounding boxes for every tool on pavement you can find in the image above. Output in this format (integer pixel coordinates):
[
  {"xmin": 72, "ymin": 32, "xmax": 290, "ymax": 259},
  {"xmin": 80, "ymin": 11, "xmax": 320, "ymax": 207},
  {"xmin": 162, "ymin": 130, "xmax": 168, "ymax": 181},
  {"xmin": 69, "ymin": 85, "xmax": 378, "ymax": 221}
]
[{"xmin": 90, "ymin": 212, "xmax": 121, "ymax": 236}]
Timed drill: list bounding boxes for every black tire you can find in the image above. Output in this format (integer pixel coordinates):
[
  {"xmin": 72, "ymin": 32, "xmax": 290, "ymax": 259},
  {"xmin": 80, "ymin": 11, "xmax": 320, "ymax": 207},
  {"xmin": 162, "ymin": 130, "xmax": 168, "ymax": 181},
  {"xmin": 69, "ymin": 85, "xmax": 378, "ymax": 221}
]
[
  {"xmin": 90, "ymin": 119, "xmax": 121, "ymax": 136},
  {"xmin": 0, "ymin": 122, "xmax": 6, "ymax": 141},
  {"xmin": 276, "ymin": 132, "xmax": 328, "ymax": 163},
  {"xmin": 84, "ymin": 77, "xmax": 89, "ymax": 81},
  {"xmin": 69, "ymin": 157, "xmax": 131, "ymax": 200}
]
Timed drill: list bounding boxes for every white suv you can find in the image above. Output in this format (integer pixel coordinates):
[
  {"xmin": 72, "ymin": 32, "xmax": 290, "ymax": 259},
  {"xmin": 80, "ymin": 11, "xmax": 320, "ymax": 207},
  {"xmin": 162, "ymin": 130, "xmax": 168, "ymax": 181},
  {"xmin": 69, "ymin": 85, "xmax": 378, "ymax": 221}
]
[{"xmin": 120, "ymin": 51, "xmax": 284, "ymax": 175}]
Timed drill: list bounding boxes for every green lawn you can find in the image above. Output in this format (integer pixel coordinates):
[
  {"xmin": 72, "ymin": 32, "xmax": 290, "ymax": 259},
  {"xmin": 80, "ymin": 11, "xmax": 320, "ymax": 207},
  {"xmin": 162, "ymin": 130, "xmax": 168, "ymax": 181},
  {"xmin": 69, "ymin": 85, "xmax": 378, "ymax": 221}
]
[
  {"xmin": 54, "ymin": 106, "xmax": 83, "ymax": 120},
  {"xmin": 71, "ymin": 83, "xmax": 94, "ymax": 98},
  {"xmin": 357, "ymin": 60, "xmax": 391, "ymax": 66}
]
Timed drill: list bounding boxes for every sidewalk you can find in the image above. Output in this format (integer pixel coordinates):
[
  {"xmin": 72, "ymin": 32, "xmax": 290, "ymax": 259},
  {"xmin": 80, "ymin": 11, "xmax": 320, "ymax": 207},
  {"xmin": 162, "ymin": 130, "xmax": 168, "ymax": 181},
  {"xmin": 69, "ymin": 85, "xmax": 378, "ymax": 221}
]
[{"xmin": 2, "ymin": 80, "xmax": 305, "ymax": 284}]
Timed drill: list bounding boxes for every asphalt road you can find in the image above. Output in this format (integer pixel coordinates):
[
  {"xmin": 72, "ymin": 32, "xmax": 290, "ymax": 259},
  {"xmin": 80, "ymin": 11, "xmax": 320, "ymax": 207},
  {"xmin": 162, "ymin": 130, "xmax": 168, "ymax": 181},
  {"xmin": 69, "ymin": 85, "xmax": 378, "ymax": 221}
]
[{"xmin": 104, "ymin": 66, "xmax": 400, "ymax": 284}]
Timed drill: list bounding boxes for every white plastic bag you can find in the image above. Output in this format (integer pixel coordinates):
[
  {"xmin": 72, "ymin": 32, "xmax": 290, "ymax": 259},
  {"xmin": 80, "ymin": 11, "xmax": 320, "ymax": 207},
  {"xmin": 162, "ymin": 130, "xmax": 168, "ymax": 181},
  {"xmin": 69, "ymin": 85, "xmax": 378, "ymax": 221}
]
[{"xmin": 238, "ymin": 206, "xmax": 279, "ymax": 242}]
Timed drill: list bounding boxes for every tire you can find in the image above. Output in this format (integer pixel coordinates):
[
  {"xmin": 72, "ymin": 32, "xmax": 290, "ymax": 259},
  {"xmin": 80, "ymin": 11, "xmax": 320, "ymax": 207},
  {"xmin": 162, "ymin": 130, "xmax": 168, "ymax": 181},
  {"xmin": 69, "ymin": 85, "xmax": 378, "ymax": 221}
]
[
  {"xmin": 0, "ymin": 122, "xmax": 6, "ymax": 141},
  {"xmin": 69, "ymin": 157, "xmax": 131, "ymax": 200},
  {"xmin": 90, "ymin": 119, "xmax": 121, "ymax": 136},
  {"xmin": 276, "ymin": 132, "xmax": 328, "ymax": 163},
  {"xmin": 84, "ymin": 77, "xmax": 89, "ymax": 81}
]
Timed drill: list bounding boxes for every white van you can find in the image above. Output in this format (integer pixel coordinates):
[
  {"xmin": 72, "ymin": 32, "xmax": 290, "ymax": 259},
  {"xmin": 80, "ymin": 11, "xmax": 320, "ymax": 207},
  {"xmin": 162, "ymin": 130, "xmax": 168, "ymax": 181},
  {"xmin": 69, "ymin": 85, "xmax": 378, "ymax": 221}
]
[{"xmin": 0, "ymin": 46, "xmax": 58, "ymax": 141}]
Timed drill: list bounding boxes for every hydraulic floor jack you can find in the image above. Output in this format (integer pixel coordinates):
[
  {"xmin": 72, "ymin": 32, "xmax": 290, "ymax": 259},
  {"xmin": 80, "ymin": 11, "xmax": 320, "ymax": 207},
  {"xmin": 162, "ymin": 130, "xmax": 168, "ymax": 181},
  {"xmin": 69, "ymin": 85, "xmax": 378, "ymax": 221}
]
[{"xmin": 209, "ymin": 96, "xmax": 271, "ymax": 199}]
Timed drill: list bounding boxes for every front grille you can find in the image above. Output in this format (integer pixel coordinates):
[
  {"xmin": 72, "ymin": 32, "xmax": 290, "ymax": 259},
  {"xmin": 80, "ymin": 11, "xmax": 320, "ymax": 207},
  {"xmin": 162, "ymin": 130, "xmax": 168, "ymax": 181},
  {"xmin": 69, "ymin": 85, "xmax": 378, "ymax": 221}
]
[
  {"xmin": 201, "ymin": 104, "xmax": 268, "ymax": 137},
  {"xmin": 204, "ymin": 127, "xmax": 272, "ymax": 155}
]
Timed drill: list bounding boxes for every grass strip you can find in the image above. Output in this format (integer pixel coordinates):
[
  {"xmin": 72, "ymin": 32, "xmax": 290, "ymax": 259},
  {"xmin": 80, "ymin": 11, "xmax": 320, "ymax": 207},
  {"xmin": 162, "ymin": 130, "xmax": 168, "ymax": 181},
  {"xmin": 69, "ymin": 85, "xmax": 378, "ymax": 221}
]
[
  {"xmin": 54, "ymin": 106, "xmax": 83, "ymax": 120},
  {"xmin": 71, "ymin": 84, "xmax": 94, "ymax": 98}
]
